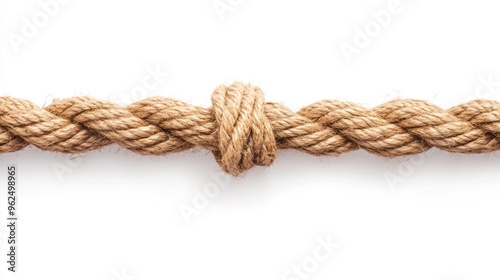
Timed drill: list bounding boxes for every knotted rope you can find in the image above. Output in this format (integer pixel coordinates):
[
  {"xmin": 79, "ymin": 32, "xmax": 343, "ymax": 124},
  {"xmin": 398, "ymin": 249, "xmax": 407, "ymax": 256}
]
[{"xmin": 1, "ymin": 82, "xmax": 499, "ymax": 175}]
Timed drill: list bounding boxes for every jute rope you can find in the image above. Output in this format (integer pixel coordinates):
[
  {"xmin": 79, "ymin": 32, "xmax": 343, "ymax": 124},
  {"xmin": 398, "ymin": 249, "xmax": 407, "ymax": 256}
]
[{"xmin": 1, "ymin": 82, "xmax": 499, "ymax": 175}]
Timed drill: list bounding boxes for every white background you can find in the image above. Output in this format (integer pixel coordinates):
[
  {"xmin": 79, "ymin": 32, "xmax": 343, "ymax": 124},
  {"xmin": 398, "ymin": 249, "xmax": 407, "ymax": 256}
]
[{"xmin": 1, "ymin": 0, "xmax": 500, "ymax": 279}]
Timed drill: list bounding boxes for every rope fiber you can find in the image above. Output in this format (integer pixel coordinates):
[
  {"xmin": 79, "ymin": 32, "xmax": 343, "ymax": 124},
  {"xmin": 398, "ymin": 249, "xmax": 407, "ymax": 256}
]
[{"xmin": 1, "ymin": 82, "xmax": 499, "ymax": 175}]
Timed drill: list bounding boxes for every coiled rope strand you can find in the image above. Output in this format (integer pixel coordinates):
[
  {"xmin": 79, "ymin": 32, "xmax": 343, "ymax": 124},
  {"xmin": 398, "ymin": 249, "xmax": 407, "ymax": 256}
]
[{"xmin": 1, "ymin": 82, "xmax": 499, "ymax": 175}]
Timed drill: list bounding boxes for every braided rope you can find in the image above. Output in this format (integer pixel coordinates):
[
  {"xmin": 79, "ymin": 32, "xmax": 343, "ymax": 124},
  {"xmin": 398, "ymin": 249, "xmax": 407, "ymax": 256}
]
[{"xmin": 1, "ymin": 82, "xmax": 500, "ymax": 175}]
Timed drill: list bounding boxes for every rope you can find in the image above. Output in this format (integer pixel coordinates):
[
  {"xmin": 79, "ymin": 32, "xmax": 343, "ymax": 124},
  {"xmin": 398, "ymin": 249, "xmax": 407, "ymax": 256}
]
[{"xmin": 1, "ymin": 82, "xmax": 499, "ymax": 175}]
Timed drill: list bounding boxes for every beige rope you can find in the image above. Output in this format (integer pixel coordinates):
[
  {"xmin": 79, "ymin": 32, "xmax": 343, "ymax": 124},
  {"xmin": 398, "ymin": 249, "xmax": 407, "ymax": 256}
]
[{"xmin": 1, "ymin": 82, "xmax": 499, "ymax": 175}]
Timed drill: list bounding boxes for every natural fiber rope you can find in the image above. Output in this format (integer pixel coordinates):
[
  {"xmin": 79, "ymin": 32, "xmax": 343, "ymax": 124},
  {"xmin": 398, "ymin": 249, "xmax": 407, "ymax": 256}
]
[{"xmin": 1, "ymin": 82, "xmax": 500, "ymax": 175}]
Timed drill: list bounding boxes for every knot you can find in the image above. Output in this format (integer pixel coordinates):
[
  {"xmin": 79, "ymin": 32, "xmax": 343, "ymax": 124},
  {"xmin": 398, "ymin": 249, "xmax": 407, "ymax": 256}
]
[{"xmin": 211, "ymin": 82, "xmax": 277, "ymax": 175}]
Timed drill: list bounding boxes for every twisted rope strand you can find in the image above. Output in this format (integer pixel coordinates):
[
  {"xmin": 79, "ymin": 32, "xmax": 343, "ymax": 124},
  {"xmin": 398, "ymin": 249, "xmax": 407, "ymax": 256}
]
[{"xmin": 1, "ymin": 82, "xmax": 500, "ymax": 175}]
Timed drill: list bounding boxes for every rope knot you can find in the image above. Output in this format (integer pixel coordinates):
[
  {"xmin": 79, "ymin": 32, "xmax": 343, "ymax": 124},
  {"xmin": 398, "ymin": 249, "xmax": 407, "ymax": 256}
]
[{"xmin": 211, "ymin": 82, "xmax": 277, "ymax": 175}]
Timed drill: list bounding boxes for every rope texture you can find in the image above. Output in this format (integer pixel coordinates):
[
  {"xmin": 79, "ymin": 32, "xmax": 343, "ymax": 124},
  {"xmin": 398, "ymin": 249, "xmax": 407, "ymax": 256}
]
[{"xmin": 1, "ymin": 82, "xmax": 500, "ymax": 175}]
